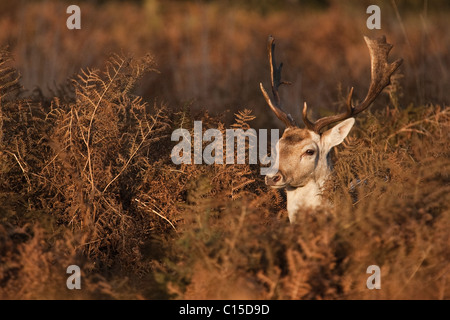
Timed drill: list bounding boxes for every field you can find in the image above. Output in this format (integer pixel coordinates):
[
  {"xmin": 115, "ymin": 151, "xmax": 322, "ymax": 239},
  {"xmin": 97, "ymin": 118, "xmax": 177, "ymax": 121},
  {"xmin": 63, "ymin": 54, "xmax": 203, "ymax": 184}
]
[{"xmin": 0, "ymin": 0, "xmax": 449, "ymax": 300}]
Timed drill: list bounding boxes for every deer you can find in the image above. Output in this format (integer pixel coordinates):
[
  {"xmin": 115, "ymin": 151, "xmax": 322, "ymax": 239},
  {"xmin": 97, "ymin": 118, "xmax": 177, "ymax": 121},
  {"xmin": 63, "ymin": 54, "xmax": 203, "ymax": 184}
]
[{"xmin": 260, "ymin": 35, "xmax": 402, "ymax": 222}]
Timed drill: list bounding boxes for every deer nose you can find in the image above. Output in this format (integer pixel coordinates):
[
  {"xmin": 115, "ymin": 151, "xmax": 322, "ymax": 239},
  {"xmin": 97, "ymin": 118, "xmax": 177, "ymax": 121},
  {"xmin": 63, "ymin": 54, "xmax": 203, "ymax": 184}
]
[{"xmin": 265, "ymin": 172, "xmax": 283, "ymax": 186}]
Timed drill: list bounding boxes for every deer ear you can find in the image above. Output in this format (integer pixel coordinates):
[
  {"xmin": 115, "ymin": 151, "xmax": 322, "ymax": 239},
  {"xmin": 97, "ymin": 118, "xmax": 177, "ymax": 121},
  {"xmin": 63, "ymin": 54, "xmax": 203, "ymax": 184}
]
[{"xmin": 320, "ymin": 118, "xmax": 355, "ymax": 150}]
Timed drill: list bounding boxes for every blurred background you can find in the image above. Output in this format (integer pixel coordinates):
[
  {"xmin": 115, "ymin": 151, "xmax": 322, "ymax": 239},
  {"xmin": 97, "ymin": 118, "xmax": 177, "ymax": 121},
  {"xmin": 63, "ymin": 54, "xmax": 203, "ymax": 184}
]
[{"xmin": 1, "ymin": 0, "xmax": 449, "ymax": 128}]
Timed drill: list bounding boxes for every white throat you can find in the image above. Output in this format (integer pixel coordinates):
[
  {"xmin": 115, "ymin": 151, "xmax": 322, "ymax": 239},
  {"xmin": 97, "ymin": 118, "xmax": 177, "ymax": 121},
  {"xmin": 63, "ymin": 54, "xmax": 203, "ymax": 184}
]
[{"xmin": 285, "ymin": 154, "xmax": 332, "ymax": 222}]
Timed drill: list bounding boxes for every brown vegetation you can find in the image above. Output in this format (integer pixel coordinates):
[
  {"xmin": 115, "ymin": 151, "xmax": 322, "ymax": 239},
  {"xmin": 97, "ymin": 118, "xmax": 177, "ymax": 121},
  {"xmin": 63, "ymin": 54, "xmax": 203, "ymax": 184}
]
[{"xmin": 0, "ymin": 0, "xmax": 449, "ymax": 299}]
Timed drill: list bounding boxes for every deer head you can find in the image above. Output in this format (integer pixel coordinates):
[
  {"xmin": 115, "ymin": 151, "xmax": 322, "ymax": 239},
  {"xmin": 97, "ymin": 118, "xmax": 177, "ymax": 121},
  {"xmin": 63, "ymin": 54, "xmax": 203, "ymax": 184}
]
[{"xmin": 260, "ymin": 35, "xmax": 402, "ymax": 221}]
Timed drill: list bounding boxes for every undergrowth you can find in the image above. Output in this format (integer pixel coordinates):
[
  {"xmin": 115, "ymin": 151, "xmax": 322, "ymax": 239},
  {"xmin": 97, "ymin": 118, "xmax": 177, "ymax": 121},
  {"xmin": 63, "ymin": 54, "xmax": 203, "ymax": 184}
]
[{"xmin": 0, "ymin": 48, "xmax": 449, "ymax": 299}]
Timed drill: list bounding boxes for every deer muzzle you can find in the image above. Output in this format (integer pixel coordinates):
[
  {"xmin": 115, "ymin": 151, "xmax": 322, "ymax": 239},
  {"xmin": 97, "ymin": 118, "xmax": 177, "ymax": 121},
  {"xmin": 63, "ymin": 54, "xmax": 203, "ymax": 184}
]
[{"xmin": 265, "ymin": 172, "xmax": 284, "ymax": 187}]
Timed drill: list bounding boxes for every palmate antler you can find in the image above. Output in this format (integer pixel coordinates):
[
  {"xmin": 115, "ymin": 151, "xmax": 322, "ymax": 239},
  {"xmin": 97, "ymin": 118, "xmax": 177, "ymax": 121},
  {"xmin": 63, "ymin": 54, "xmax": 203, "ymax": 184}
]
[{"xmin": 260, "ymin": 35, "xmax": 403, "ymax": 133}]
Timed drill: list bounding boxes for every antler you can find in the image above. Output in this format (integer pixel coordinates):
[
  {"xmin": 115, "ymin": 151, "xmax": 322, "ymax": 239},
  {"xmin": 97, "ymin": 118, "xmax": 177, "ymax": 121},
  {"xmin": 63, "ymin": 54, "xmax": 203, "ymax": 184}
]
[
  {"xmin": 302, "ymin": 35, "xmax": 403, "ymax": 133},
  {"xmin": 260, "ymin": 36, "xmax": 297, "ymax": 127}
]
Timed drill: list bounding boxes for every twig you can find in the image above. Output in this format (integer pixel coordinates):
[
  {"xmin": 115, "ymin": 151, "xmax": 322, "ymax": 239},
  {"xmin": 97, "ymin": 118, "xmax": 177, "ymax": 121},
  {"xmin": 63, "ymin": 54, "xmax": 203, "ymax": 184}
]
[
  {"xmin": 84, "ymin": 58, "xmax": 127, "ymax": 195},
  {"xmin": 134, "ymin": 198, "xmax": 177, "ymax": 231},
  {"xmin": 4, "ymin": 148, "xmax": 31, "ymax": 191},
  {"xmin": 102, "ymin": 112, "xmax": 161, "ymax": 194}
]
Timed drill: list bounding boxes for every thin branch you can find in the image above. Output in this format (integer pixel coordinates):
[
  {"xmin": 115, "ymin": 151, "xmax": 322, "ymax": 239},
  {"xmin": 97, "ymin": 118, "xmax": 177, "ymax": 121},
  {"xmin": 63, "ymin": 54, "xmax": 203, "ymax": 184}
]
[
  {"xmin": 85, "ymin": 57, "xmax": 127, "ymax": 195},
  {"xmin": 102, "ymin": 113, "xmax": 159, "ymax": 194},
  {"xmin": 134, "ymin": 198, "xmax": 177, "ymax": 231},
  {"xmin": 4, "ymin": 150, "xmax": 31, "ymax": 191}
]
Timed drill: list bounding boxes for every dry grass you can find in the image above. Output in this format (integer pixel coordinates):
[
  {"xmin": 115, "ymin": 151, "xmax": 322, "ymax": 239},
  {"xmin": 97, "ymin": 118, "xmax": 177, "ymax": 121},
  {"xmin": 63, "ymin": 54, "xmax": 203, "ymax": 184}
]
[{"xmin": 0, "ymin": 0, "xmax": 449, "ymax": 300}]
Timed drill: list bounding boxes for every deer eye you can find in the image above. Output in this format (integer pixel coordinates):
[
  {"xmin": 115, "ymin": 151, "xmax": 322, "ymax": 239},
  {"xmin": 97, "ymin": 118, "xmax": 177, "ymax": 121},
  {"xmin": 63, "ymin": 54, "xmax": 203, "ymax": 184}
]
[{"xmin": 305, "ymin": 149, "xmax": 315, "ymax": 156}]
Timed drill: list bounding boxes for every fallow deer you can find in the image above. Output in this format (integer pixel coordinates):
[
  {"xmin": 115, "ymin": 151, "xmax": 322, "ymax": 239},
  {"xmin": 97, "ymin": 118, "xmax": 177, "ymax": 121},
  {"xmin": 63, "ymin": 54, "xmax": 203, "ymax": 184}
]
[{"xmin": 260, "ymin": 35, "xmax": 402, "ymax": 222}]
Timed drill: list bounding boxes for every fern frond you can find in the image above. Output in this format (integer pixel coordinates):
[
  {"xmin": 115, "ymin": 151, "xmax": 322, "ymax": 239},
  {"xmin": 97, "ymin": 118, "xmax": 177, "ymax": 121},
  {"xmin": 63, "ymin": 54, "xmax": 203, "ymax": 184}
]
[
  {"xmin": 0, "ymin": 49, "xmax": 21, "ymax": 99},
  {"xmin": 231, "ymin": 109, "xmax": 256, "ymax": 130}
]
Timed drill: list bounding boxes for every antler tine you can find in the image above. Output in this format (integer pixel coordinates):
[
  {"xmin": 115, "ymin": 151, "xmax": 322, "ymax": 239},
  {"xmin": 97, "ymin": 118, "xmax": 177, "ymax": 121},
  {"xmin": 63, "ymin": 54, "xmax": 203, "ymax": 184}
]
[
  {"xmin": 303, "ymin": 35, "xmax": 403, "ymax": 133},
  {"xmin": 260, "ymin": 36, "xmax": 297, "ymax": 128},
  {"xmin": 302, "ymin": 87, "xmax": 354, "ymax": 132}
]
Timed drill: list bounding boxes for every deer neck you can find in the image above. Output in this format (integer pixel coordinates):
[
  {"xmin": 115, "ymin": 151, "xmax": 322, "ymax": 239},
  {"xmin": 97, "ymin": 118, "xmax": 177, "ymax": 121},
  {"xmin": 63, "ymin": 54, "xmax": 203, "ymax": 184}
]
[{"xmin": 285, "ymin": 152, "xmax": 333, "ymax": 222}]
